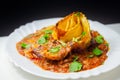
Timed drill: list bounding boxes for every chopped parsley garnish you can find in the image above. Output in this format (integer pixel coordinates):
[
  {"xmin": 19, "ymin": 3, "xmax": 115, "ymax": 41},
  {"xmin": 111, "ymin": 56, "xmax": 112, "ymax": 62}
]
[
  {"xmin": 93, "ymin": 47, "xmax": 102, "ymax": 56},
  {"xmin": 95, "ymin": 35, "xmax": 103, "ymax": 44},
  {"xmin": 81, "ymin": 31, "xmax": 86, "ymax": 36},
  {"xmin": 38, "ymin": 36, "xmax": 47, "ymax": 44},
  {"xmin": 49, "ymin": 46, "xmax": 60, "ymax": 53},
  {"xmin": 72, "ymin": 32, "xmax": 86, "ymax": 42},
  {"xmin": 69, "ymin": 56, "xmax": 82, "ymax": 72},
  {"xmin": 44, "ymin": 30, "xmax": 53, "ymax": 34},
  {"xmin": 38, "ymin": 33, "xmax": 50, "ymax": 44},
  {"xmin": 43, "ymin": 33, "xmax": 49, "ymax": 39},
  {"xmin": 21, "ymin": 43, "xmax": 30, "ymax": 49},
  {"xmin": 38, "ymin": 30, "xmax": 53, "ymax": 44},
  {"xmin": 69, "ymin": 61, "xmax": 82, "ymax": 72}
]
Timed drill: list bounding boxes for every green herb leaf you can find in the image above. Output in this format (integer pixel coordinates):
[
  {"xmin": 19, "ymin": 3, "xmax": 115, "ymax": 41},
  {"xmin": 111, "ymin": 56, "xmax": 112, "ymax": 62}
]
[
  {"xmin": 49, "ymin": 46, "xmax": 60, "ymax": 53},
  {"xmin": 69, "ymin": 61, "xmax": 82, "ymax": 72},
  {"xmin": 93, "ymin": 47, "xmax": 102, "ymax": 56},
  {"xmin": 38, "ymin": 33, "xmax": 50, "ymax": 44},
  {"xmin": 81, "ymin": 31, "xmax": 86, "ymax": 36},
  {"xmin": 72, "ymin": 37, "xmax": 78, "ymax": 42},
  {"xmin": 21, "ymin": 43, "xmax": 30, "ymax": 49},
  {"xmin": 43, "ymin": 34, "xmax": 49, "ymax": 39},
  {"xmin": 44, "ymin": 30, "xmax": 53, "ymax": 34},
  {"xmin": 38, "ymin": 36, "xmax": 47, "ymax": 44},
  {"xmin": 95, "ymin": 35, "xmax": 103, "ymax": 44}
]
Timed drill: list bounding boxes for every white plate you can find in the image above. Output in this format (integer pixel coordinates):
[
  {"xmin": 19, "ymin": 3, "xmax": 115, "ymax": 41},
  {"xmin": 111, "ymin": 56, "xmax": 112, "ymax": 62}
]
[{"xmin": 6, "ymin": 18, "xmax": 120, "ymax": 80}]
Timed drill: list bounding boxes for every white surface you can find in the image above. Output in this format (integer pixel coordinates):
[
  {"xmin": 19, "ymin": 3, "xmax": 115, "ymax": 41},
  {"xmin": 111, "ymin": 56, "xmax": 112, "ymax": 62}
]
[{"xmin": 0, "ymin": 22, "xmax": 120, "ymax": 80}]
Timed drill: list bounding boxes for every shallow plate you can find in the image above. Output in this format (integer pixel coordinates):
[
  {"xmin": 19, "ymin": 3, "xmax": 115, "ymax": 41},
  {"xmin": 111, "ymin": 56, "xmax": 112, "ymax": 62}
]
[{"xmin": 6, "ymin": 18, "xmax": 120, "ymax": 79}]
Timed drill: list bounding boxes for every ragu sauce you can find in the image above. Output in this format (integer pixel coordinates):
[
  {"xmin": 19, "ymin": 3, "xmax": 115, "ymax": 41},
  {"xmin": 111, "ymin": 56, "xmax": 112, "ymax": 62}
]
[{"xmin": 16, "ymin": 30, "xmax": 109, "ymax": 73}]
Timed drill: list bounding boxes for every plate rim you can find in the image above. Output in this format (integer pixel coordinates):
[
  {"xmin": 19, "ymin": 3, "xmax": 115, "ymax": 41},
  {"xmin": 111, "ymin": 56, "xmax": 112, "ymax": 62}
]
[{"xmin": 5, "ymin": 18, "xmax": 120, "ymax": 79}]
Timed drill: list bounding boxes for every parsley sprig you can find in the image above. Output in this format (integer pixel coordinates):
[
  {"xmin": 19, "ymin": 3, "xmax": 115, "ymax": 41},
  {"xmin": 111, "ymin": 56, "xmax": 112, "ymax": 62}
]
[
  {"xmin": 21, "ymin": 43, "xmax": 30, "ymax": 49},
  {"xmin": 69, "ymin": 56, "xmax": 82, "ymax": 72},
  {"xmin": 95, "ymin": 35, "xmax": 103, "ymax": 44},
  {"xmin": 49, "ymin": 46, "xmax": 61, "ymax": 53},
  {"xmin": 93, "ymin": 47, "xmax": 102, "ymax": 56},
  {"xmin": 38, "ymin": 29, "xmax": 53, "ymax": 44}
]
